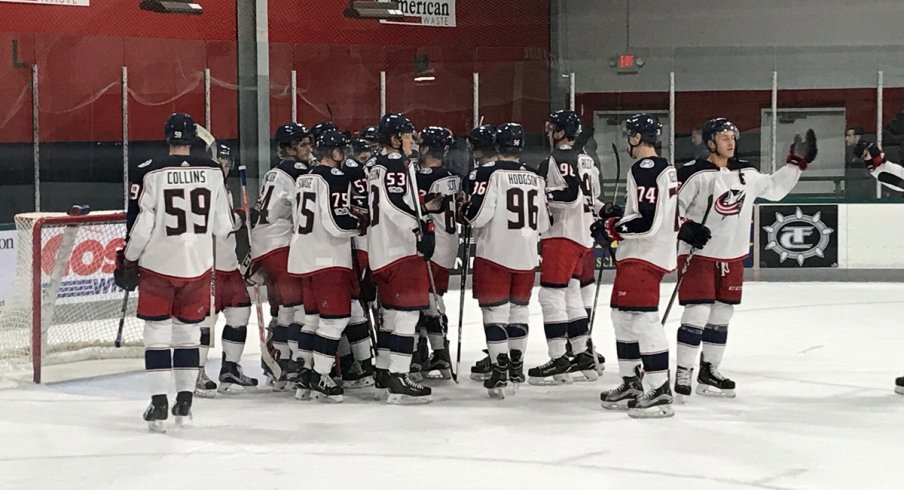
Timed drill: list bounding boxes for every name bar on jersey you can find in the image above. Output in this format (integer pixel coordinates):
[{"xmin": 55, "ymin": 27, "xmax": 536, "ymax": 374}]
[{"xmin": 166, "ymin": 170, "xmax": 207, "ymax": 185}]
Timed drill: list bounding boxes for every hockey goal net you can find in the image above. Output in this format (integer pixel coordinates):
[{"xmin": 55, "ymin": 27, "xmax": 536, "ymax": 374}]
[{"xmin": 0, "ymin": 211, "xmax": 143, "ymax": 383}]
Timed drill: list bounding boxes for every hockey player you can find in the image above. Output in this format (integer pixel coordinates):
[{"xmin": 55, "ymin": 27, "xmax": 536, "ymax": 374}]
[
  {"xmin": 194, "ymin": 143, "xmax": 259, "ymax": 397},
  {"xmin": 673, "ymin": 119, "xmax": 816, "ymax": 399},
  {"xmin": 288, "ymin": 130, "xmax": 364, "ymax": 402},
  {"xmin": 529, "ymin": 110, "xmax": 598, "ymax": 385},
  {"xmin": 367, "ymin": 112, "xmax": 434, "ymax": 404},
  {"xmin": 250, "ymin": 122, "xmax": 311, "ymax": 390},
  {"xmin": 852, "ymin": 139, "xmax": 904, "ymax": 395},
  {"xmin": 412, "ymin": 126, "xmax": 460, "ymax": 381},
  {"xmin": 595, "ymin": 114, "xmax": 678, "ymax": 418},
  {"xmin": 462, "ymin": 122, "xmax": 549, "ymax": 398},
  {"xmin": 115, "ymin": 112, "xmax": 234, "ymax": 432}
]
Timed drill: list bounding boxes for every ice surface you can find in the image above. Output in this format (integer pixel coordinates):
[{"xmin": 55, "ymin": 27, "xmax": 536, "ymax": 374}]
[{"xmin": 1, "ymin": 282, "xmax": 902, "ymax": 490}]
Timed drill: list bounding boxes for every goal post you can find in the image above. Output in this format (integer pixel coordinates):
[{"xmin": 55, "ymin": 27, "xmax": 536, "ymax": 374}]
[{"xmin": 0, "ymin": 211, "xmax": 144, "ymax": 383}]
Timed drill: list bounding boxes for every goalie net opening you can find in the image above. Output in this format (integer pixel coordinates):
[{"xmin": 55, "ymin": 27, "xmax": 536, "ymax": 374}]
[{"xmin": 0, "ymin": 211, "xmax": 143, "ymax": 383}]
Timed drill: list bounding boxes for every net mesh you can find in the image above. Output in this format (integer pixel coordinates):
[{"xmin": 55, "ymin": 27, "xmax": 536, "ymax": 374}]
[{"xmin": 0, "ymin": 211, "xmax": 143, "ymax": 373}]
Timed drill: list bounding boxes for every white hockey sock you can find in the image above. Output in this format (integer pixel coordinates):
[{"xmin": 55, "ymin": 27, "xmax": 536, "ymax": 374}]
[
  {"xmin": 676, "ymin": 304, "xmax": 710, "ymax": 369},
  {"xmin": 611, "ymin": 310, "xmax": 641, "ymax": 377},
  {"xmin": 636, "ymin": 312, "xmax": 669, "ymax": 389}
]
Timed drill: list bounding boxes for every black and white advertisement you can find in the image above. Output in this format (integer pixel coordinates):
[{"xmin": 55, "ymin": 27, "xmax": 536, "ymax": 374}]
[{"xmin": 759, "ymin": 205, "xmax": 838, "ymax": 268}]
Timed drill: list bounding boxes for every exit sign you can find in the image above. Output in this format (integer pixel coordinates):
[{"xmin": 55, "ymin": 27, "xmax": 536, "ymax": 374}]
[{"xmin": 611, "ymin": 53, "xmax": 643, "ymax": 74}]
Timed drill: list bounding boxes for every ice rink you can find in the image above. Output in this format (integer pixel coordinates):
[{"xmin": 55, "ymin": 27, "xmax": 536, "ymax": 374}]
[{"xmin": 1, "ymin": 281, "xmax": 902, "ymax": 490}]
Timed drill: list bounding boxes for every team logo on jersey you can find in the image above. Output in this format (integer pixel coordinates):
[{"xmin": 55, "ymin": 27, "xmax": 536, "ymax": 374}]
[
  {"xmin": 714, "ymin": 189, "xmax": 746, "ymax": 216},
  {"xmin": 294, "ymin": 162, "xmax": 307, "ymax": 170},
  {"xmin": 639, "ymin": 159, "xmax": 655, "ymax": 169},
  {"xmin": 388, "ymin": 152, "xmax": 402, "ymax": 159},
  {"xmin": 331, "ymin": 168, "xmax": 344, "ymax": 175},
  {"xmin": 345, "ymin": 160, "xmax": 359, "ymax": 168},
  {"xmin": 762, "ymin": 207, "xmax": 835, "ymax": 266},
  {"xmin": 181, "ymin": 161, "xmax": 190, "ymax": 167},
  {"xmin": 138, "ymin": 159, "xmax": 152, "ymax": 168}
]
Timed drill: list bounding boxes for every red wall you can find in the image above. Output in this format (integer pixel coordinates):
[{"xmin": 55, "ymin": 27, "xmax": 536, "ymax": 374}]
[{"xmin": 0, "ymin": 0, "xmax": 551, "ymax": 143}]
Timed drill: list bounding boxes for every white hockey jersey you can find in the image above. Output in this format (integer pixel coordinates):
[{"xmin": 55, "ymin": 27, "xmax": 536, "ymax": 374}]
[
  {"xmin": 250, "ymin": 159, "xmax": 309, "ymax": 260},
  {"xmin": 417, "ymin": 166, "xmax": 461, "ymax": 270},
  {"xmin": 464, "ymin": 160, "xmax": 550, "ymax": 272},
  {"xmin": 612, "ymin": 157, "xmax": 679, "ymax": 272},
  {"xmin": 125, "ymin": 155, "xmax": 233, "ymax": 279},
  {"xmin": 678, "ymin": 159, "xmax": 802, "ymax": 260},
  {"xmin": 869, "ymin": 159, "xmax": 904, "ymax": 192},
  {"xmin": 366, "ymin": 151, "xmax": 420, "ymax": 272},
  {"xmin": 538, "ymin": 145, "xmax": 596, "ymax": 248},
  {"xmin": 287, "ymin": 165, "xmax": 359, "ymax": 276}
]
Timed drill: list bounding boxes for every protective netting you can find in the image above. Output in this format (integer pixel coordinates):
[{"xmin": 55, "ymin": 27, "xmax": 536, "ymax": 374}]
[{"xmin": 0, "ymin": 212, "xmax": 142, "ymax": 376}]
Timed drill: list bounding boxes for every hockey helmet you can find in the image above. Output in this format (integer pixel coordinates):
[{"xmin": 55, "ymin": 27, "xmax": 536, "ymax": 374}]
[
  {"xmin": 310, "ymin": 121, "xmax": 338, "ymax": 145},
  {"xmin": 496, "ymin": 122, "xmax": 525, "ymax": 152},
  {"xmin": 164, "ymin": 112, "xmax": 197, "ymax": 145},
  {"xmin": 315, "ymin": 129, "xmax": 350, "ymax": 150},
  {"xmin": 216, "ymin": 142, "xmax": 232, "ymax": 160},
  {"xmin": 378, "ymin": 112, "xmax": 415, "ymax": 144},
  {"xmin": 419, "ymin": 126, "xmax": 453, "ymax": 152},
  {"xmin": 623, "ymin": 113, "xmax": 663, "ymax": 146},
  {"xmin": 467, "ymin": 125, "xmax": 497, "ymax": 153},
  {"xmin": 358, "ymin": 125, "xmax": 380, "ymax": 144},
  {"xmin": 274, "ymin": 122, "xmax": 310, "ymax": 146},
  {"xmin": 351, "ymin": 138, "xmax": 372, "ymax": 154},
  {"xmin": 702, "ymin": 118, "xmax": 740, "ymax": 143},
  {"xmin": 547, "ymin": 110, "xmax": 581, "ymax": 139}
]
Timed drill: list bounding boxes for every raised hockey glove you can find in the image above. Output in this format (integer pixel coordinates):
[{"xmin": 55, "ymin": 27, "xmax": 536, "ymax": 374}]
[
  {"xmin": 113, "ymin": 248, "xmax": 139, "ymax": 291},
  {"xmin": 854, "ymin": 140, "xmax": 885, "ymax": 170},
  {"xmin": 598, "ymin": 202, "xmax": 624, "ymax": 220},
  {"xmin": 603, "ymin": 217, "xmax": 623, "ymax": 242},
  {"xmin": 678, "ymin": 220, "xmax": 712, "ymax": 249},
  {"xmin": 786, "ymin": 129, "xmax": 818, "ymax": 170},
  {"xmin": 348, "ymin": 205, "xmax": 370, "ymax": 235},
  {"xmin": 415, "ymin": 219, "xmax": 436, "ymax": 261}
]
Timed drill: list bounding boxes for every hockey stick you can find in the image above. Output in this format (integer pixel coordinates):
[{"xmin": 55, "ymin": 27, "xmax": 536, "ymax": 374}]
[
  {"xmin": 404, "ymin": 158, "xmax": 454, "ymax": 381},
  {"xmin": 114, "ymin": 290, "xmax": 129, "ymax": 348},
  {"xmin": 238, "ymin": 165, "xmax": 282, "ymax": 379},
  {"xmin": 453, "ymin": 225, "xmax": 471, "ymax": 383},
  {"xmin": 350, "ymin": 240, "xmax": 378, "ymax": 359},
  {"xmin": 584, "ymin": 145, "xmax": 624, "ymax": 373},
  {"xmin": 661, "ymin": 194, "xmax": 715, "ymax": 326}
]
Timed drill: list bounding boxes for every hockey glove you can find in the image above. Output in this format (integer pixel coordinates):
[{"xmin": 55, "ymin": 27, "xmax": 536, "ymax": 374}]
[
  {"xmin": 598, "ymin": 202, "xmax": 624, "ymax": 220},
  {"xmin": 678, "ymin": 220, "xmax": 711, "ymax": 249},
  {"xmin": 113, "ymin": 248, "xmax": 139, "ymax": 291},
  {"xmin": 603, "ymin": 217, "xmax": 623, "ymax": 242},
  {"xmin": 854, "ymin": 140, "xmax": 885, "ymax": 170},
  {"xmin": 415, "ymin": 219, "xmax": 436, "ymax": 261},
  {"xmin": 232, "ymin": 209, "xmax": 247, "ymax": 230},
  {"xmin": 590, "ymin": 220, "xmax": 609, "ymax": 248},
  {"xmin": 456, "ymin": 195, "xmax": 472, "ymax": 225},
  {"xmin": 786, "ymin": 129, "xmax": 818, "ymax": 170},
  {"xmin": 348, "ymin": 205, "xmax": 370, "ymax": 235}
]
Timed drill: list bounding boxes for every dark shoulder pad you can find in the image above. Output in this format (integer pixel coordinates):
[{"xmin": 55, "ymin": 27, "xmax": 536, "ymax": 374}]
[
  {"xmin": 495, "ymin": 159, "xmax": 523, "ymax": 171},
  {"xmin": 677, "ymin": 158, "xmax": 715, "ymax": 184},
  {"xmin": 728, "ymin": 158, "xmax": 757, "ymax": 171},
  {"xmin": 276, "ymin": 159, "xmax": 310, "ymax": 179},
  {"xmin": 375, "ymin": 152, "xmax": 407, "ymax": 172},
  {"xmin": 551, "ymin": 146, "xmax": 579, "ymax": 166},
  {"xmin": 131, "ymin": 158, "xmax": 164, "ymax": 182},
  {"xmin": 630, "ymin": 157, "xmax": 670, "ymax": 187}
]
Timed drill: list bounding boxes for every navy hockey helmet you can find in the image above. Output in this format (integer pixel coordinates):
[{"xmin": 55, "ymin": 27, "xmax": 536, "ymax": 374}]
[
  {"xmin": 316, "ymin": 129, "xmax": 350, "ymax": 150},
  {"xmin": 358, "ymin": 125, "xmax": 380, "ymax": 144},
  {"xmin": 310, "ymin": 121, "xmax": 338, "ymax": 145},
  {"xmin": 378, "ymin": 112, "xmax": 415, "ymax": 144},
  {"xmin": 274, "ymin": 122, "xmax": 309, "ymax": 146},
  {"xmin": 495, "ymin": 122, "xmax": 525, "ymax": 152},
  {"xmin": 164, "ymin": 112, "xmax": 197, "ymax": 145},
  {"xmin": 419, "ymin": 126, "xmax": 453, "ymax": 152},
  {"xmin": 623, "ymin": 113, "xmax": 663, "ymax": 146},
  {"xmin": 467, "ymin": 124, "xmax": 497, "ymax": 153},
  {"xmin": 547, "ymin": 110, "xmax": 581, "ymax": 139},
  {"xmin": 216, "ymin": 142, "xmax": 232, "ymax": 160},
  {"xmin": 351, "ymin": 138, "xmax": 372, "ymax": 154},
  {"xmin": 702, "ymin": 118, "xmax": 740, "ymax": 143}
]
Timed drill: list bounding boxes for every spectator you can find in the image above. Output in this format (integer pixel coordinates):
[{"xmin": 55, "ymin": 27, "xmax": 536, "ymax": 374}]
[{"xmin": 844, "ymin": 126, "xmax": 874, "ymax": 201}]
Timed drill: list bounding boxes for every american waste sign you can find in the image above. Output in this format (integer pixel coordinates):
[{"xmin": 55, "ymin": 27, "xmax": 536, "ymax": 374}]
[{"xmin": 380, "ymin": 0, "xmax": 456, "ymax": 27}]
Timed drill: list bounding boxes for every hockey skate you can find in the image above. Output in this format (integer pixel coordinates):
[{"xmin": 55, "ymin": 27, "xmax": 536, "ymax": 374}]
[
  {"xmin": 294, "ymin": 361, "xmax": 314, "ymax": 401},
  {"xmin": 673, "ymin": 366, "xmax": 694, "ymax": 402},
  {"xmin": 895, "ymin": 375, "xmax": 904, "ymax": 395},
  {"xmin": 171, "ymin": 391, "xmax": 193, "ymax": 427},
  {"xmin": 342, "ymin": 358, "xmax": 375, "ymax": 389},
  {"xmin": 484, "ymin": 354, "xmax": 510, "ymax": 399},
  {"xmin": 600, "ymin": 375, "xmax": 644, "ymax": 410},
  {"xmin": 470, "ymin": 350, "xmax": 492, "ymax": 381},
  {"xmin": 194, "ymin": 368, "xmax": 217, "ymax": 398},
  {"xmin": 527, "ymin": 356, "xmax": 573, "ymax": 386},
  {"xmin": 423, "ymin": 348, "xmax": 453, "ymax": 381},
  {"xmin": 409, "ymin": 337, "xmax": 429, "ymax": 382},
  {"xmin": 568, "ymin": 349, "xmax": 601, "ymax": 382},
  {"xmin": 373, "ymin": 368, "xmax": 390, "ymax": 401},
  {"xmin": 143, "ymin": 394, "xmax": 168, "ymax": 433},
  {"xmin": 696, "ymin": 358, "xmax": 736, "ymax": 398},
  {"xmin": 628, "ymin": 380, "xmax": 675, "ymax": 419},
  {"xmin": 218, "ymin": 361, "xmax": 259, "ymax": 394},
  {"xmin": 266, "ymin": 358, "xmax": 291, "ymax": 392},
  {"xmin": 508, "ymin": 350, "xmax": 525, "ymax": 385},
  {"xmin": 311, "ymin": 372, "xmax": 344, "ymax": 403},
  {"xmin": 386, "ymin": 373, "xmax": 432, "ymax": 405}
]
